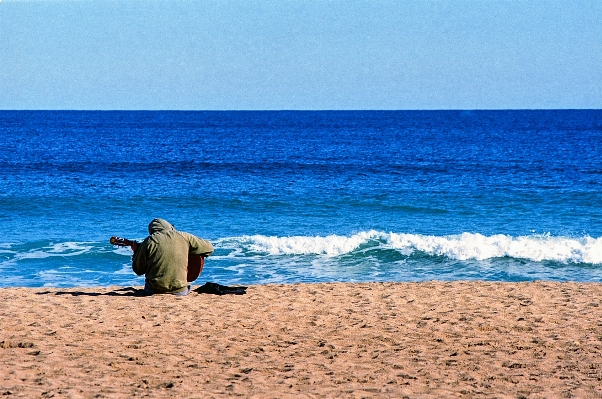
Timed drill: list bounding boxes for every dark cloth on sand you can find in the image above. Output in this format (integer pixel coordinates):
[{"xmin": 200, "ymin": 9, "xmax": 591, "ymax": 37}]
[{"xmin": 195, "ymin": 282, "xmax": 247, "ymax": 295}]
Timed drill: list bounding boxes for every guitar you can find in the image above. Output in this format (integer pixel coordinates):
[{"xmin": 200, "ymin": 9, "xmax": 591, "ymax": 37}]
[
  {"xmin": 110, "ymin": 236, "xmax": 204, "ymax": 282},
  {"xmin": 110, "ymin": 236, "xmax": 137, "ymax": 247}
]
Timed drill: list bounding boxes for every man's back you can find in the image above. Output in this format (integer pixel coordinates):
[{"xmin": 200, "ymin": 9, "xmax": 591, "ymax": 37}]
[{"xmin": 132, "ymin": 219, "xmax": 214, "ymax": 294}]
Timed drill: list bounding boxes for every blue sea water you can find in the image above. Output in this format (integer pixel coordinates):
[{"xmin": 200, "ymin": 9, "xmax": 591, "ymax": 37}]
[{"xmin": 1, "ymin": 110, "xmax": 602, "ymax": 287}]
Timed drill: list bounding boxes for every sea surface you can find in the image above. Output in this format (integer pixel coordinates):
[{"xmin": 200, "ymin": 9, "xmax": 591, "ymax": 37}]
[{"xmin": 1, "ymin": 110, "xmax": 602, "ymax": 287}]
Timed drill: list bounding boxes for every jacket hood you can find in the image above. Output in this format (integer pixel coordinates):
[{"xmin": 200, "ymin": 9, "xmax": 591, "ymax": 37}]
[{"xmin": 148, "ymin": 218, "xmax": 175, "ymax": 235}]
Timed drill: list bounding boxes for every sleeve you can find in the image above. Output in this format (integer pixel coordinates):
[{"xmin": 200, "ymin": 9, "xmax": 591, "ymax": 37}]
[
  {"xmin": 182, "ymin": 232, "xmax": 215, "ymax": 257},
  {"xmin": 132, "ymin": 241, "xmax": 148, "ymax": 276}
]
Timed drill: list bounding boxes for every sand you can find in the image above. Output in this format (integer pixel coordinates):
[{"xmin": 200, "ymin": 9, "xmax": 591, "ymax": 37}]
[{"xmin": 1, "ymin": 281, "xmax": 601, "ymax": 398}]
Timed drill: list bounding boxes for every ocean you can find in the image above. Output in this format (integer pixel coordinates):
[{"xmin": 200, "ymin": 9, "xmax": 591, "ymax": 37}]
[{"xmin": 1, "ymin": 110, "xmax": 601, "ymax": 287}]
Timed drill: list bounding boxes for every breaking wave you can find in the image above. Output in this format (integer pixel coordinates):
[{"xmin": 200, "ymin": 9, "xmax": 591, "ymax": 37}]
[
  {"xmin": 2, "ymin": 232, "xmax": 602, "ymax": 288},
  {"xmin": 218, "ymin": 231, "xmax": 602, "ymax": 264}
]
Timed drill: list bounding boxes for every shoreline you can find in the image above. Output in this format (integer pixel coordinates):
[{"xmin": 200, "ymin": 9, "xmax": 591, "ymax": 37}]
[{"xmin": 1, "ymin": 281, "xmax": 601, "ymax": 398}]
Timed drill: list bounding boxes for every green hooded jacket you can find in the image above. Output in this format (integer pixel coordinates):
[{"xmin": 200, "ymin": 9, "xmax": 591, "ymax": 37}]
[{"xmin": 132, "ymin": 218, "xmax": 214, "ymax": 294}]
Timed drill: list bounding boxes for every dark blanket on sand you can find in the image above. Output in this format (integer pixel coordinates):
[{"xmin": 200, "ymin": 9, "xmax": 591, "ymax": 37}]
[{"xmin": 194, "ymin": 282, "xmax": 247, "ymax": 295}]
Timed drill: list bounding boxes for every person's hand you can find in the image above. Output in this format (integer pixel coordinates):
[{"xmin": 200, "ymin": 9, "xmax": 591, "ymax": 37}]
[{"xmin": 130, "ymin": 242, "xmax": 139, "ymax": 251}]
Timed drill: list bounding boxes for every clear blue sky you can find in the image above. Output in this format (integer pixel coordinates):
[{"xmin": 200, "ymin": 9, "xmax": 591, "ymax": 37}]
[{"xmin": 1, "ymin": 0, "xmax": 600, "ymax": 110}]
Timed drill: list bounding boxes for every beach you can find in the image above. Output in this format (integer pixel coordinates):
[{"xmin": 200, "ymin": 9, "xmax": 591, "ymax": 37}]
[{"xmin": 1, "ymin": 281, "xmax": 601, "ymax": 398}]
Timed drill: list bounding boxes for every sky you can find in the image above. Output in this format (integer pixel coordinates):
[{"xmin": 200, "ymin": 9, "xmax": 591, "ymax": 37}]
[{"xmin": 1, "ymin": 0, "xmax": 601, "ymax": 110}]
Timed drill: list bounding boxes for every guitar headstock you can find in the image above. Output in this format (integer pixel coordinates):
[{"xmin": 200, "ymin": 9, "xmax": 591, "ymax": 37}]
[{"xmin": 110, "ymin": 236, "xmax": 132, "ymax": 247}]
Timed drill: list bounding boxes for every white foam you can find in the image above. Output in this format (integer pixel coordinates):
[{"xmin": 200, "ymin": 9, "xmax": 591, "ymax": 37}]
[
  {"xmin": 22, "ymin": 243, "xmax": 92, "ymax": 259},
  {"xmin": 113, "ymin": 246, "xmax": 133, "ymax": 256},
  {"xmin": 242, "ymin": 231, "xmax": 379, "ymax": 256},
  {"xmin": 218, "ymin": 231, "xmax": 602, "ymax": 264},
  {"xmin": 386, "ymin": 233, "xmax": 602, "ymax": 264},
  {"xmin": 114, "ymin": 262, "xmax": 133, "ymax": 275},
  {"xmin": 1, "ymin": 242, "xmax": 93, "ymax": 266}
]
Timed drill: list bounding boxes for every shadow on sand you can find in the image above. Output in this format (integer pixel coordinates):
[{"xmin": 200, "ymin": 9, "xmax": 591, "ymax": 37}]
[{"xmin": 35, "ymin": 287, "xmax": 151, "ymax": 297}]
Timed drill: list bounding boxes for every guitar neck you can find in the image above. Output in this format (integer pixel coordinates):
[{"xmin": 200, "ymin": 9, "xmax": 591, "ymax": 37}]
[{"xmin": 110, "ymin": 236, "xmax": 137, "ymax": 247}]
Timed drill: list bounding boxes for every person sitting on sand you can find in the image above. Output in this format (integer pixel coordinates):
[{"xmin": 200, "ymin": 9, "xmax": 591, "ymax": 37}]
[{"xmin": 129, "ymin": 218, "xmax": 214, "ymax": 296}]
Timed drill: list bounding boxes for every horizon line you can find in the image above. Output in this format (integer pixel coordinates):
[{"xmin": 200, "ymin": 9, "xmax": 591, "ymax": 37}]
[{"xmin": 1, "ymin": 108, "xmax": 601, "ymax": 112}]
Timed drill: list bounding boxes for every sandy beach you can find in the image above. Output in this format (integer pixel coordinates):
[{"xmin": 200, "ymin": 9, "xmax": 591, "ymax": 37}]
[{"xmin": 1, "ymin": 281, "xmax": 601, "ymax": 398}]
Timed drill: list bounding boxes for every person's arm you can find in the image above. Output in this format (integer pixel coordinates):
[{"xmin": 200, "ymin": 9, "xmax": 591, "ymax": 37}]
[
  {"xmin": 182, "ymin": 232, "xmax": 214, "ymax": 257},
  {"xmin": 131, "ymin": 241, "xmax": 147, "ymax": 276}
]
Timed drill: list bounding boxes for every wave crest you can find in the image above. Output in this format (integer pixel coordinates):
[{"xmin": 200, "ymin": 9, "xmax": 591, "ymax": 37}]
[
  {"xmin": 221, "ymin": 231, "xmax": 602, "ymax": 264},
  {"xmin": 242, "ymin": 231, "xmax": 379, "ymax": 256},
  {"xmin": 387, "ymin": 233, "xmax": 602, "ymax": 263}
]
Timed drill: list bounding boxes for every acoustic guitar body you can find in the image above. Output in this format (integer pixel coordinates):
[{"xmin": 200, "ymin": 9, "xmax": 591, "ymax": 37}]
[{"xmin": 187, "ymin": 253, "xmax": 205, "ymax": 282}]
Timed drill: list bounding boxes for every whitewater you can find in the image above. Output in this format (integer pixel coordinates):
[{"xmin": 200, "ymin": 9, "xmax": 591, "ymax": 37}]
[
  {"xmin": 236, "ymin": 231, "xmax": 602, "ymax": 264},
  {"xmin": 2, "ymin": 231, "xmax": 602, "ymax": 288}
]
